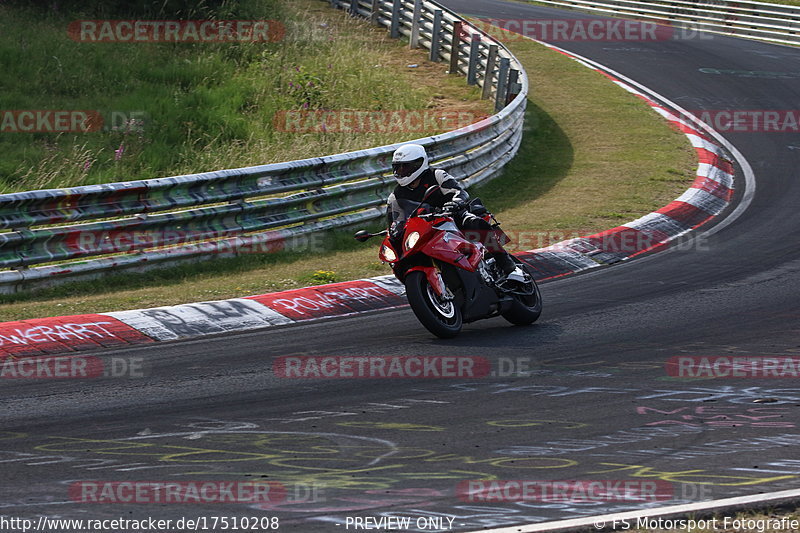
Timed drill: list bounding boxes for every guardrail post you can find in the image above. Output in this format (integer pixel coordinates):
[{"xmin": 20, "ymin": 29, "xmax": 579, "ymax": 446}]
[
  {"xmin": 349, "ymin": 0, "xmax": 359, "ymax": 16},
  {"xmin": 410, "ymin": 0, "xmax": 422, "ymax": 48},
  {"xmin": 390, "ymin": 0, "xmax": 401, "ymax": 38},
  {"xmin": 481, "ymin": 44, "xmax": 498, "ymax": 99},
  {"xmin": 370, "ymin": 0, "xmax": 380, "ymax": 24},
  {"xmin": 495, "ymin": 57, "xmax": 510, "ymax": 112},
  {"xmin": 467, "ymin": 33, "xmax": 481, "ymax": 85},
  {"xmin": 507, "ymin": 68, "xmax": 520, "ymax": 104},
  {"xmin": 430, "ymin": 10, "xmax": 443, "ymax": 61},
  {"xmin": 449, "ymin": 21, "xmax": 463, "ymax": 74}
]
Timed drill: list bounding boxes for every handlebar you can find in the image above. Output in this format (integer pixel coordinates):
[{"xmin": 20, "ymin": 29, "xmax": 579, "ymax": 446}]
[{"xmin": 417, "ymin": 210, "xmax": 453, "ymax": 220}]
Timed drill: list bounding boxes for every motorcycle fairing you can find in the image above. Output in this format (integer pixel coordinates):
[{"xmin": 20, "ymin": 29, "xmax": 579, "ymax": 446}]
[
  {"xmin": 406, "ymin": 265, "xmax": 448, "ymax": 298},
  {"xmin": 432, "ymin": 220, "xmax": 460, "ymax": 233},
  {"xmin": 406, "ymin": 214, "xmax": 483, "ymax": 272},
  {"xmin": 442, "ymin": 263, "xmax": 514, "ymax": 323}
]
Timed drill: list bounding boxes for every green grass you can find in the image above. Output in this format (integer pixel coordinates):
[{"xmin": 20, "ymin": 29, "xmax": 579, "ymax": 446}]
[
  {"xmin": 0, "ymin": 0, "xmax": 482, "ymax": 192},
  {"xmin": 470, "ymin": 32, "xmax": 695, "ymax": 247},
  {"xmin": 0, "ymin": 18, "xmax": 698, "ymax": 321},
  {"xmin": 0, "ymin": 231, "xmax": 391, "ymax": 318}
]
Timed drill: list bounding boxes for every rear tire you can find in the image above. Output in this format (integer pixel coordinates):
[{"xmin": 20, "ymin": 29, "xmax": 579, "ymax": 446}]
[
  {"xmin": 405, "ymin": 271, "xmax": 462, "ymax": 338},
  {"xmin": 501, "ymin": 260, "xmax": 542, "ymax": 325}
]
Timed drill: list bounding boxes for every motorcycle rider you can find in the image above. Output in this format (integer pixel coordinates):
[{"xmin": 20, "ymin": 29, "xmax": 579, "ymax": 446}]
[{"xmin": 386, "ymin": 143, "xmax": 525, "ymax": 283}]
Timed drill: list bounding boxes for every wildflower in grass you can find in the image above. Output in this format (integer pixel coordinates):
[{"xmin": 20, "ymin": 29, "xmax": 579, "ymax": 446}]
[
  {"xmin": 82, "ymin": 160, "xmax": 92, "ymax": 172},
  {"xmin": 310, "ymin": 270, "xmax": 336, "ymax": 284},
  {"xmin": 124, "ymin": 118, "xmax": 145, "ymax": 135},
  {"xmin": 114, "ymin": 144, "xmax": 125, "ymax": 160}
]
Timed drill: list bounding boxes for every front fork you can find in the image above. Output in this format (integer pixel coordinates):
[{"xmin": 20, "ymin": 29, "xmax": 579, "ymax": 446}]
[{"xmin": 406, "ymin": 263, "xmax": 450, "ymax": 298}]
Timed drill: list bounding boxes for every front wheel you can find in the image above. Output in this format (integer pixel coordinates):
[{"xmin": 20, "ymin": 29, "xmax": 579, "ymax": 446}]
[
  {"xmin": 405, "ymin": 271, "xmax": 462, "ymax": 338},
  {"xmin": 501, "ymin": 260, "xmax": 542, "ymax": 325}
]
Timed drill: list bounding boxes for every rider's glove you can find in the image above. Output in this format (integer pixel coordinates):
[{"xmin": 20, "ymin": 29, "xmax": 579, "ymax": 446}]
[{"xmin": 442, "ymin": 200, "xmax": 463, "ymax": 213}]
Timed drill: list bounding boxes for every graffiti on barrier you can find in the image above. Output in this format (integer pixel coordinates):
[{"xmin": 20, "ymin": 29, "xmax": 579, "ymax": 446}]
[{"xmin": 108, "ymin": 299, "xmax": 290, "ymax": 341}]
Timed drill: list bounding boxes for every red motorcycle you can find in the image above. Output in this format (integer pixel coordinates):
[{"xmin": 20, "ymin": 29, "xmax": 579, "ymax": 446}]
[{"xmin": 355, "ymin": 187, "xmax": 541, "ymax": 338}]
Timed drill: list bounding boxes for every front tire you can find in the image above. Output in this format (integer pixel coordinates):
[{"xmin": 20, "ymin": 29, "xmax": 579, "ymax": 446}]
[
  {"xmin": 405, "ymin": 271, "xmax": 462, "ymax": 338},
  {"xmin": 501, "ymin": 260, "xmax": 542, "ymax": 325}
]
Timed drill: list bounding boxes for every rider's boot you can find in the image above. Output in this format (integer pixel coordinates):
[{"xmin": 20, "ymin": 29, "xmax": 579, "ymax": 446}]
[{"xmin": 491, "ymin": 252, "xmax": 525, "ymax": 282}]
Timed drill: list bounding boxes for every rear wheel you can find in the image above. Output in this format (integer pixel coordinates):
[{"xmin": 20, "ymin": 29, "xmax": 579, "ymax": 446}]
[
  {"xmin": 501, "ymin": 260, "xmax": 542, "ymax": 325},
  {"xmin": 405, "ymin": 271, "xmax": 462, "ymax": 338}
]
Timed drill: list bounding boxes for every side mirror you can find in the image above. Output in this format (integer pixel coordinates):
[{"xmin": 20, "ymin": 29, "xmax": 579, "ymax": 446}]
[
  {"xmin": 354, "ymin": 230, "xmax": 372, "ymax": 242},
  {"xmin": 423, "ymin": 185, "xmax": 440, "ymax": 201}
]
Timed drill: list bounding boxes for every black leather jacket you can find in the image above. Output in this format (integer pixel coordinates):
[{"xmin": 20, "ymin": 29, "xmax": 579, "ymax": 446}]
[{"xmin": 386, "ymin": 167, "xmax": 469, "ymax": 229}]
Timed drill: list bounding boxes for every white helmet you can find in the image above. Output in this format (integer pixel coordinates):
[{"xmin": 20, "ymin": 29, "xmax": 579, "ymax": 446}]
[{"xmin": 391, "ymin": 143, "xmax": 429, "ymax": 186}]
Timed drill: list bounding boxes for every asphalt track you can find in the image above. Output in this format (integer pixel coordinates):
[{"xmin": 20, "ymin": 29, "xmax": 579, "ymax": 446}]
[{"xmin": 2, "ymin": 1, "xmax": 800, "ymax": 531}]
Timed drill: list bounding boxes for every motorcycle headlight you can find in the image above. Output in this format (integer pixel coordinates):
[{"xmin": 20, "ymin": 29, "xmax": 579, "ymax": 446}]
[
  {"xmin": 405, "ymin": 231, "xmax": 420, "ymax": 251},
  {"xmin": 381, "ymin": 244, "xmax": 397, "ymax": 262}
]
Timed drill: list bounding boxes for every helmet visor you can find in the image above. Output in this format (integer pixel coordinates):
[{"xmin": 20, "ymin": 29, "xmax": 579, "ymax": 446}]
[{"xmin": 392, "ymin": 158, "xmax": 424, "ymax": 179}]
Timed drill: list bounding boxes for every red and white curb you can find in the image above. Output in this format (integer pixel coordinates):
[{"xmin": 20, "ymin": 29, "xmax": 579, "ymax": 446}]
[
  {"xmin": 0, "ymin": 42, "xmax": 753, "ymax": 359},
  {"xmin": 107, "ymin": 275, "xmax": 406, "ymax": 342},
  {"xmin": 515, "ymin": 42, "xmax": 737, "ymax": 281},
  {"xmin": 0, "ymin": 276, "xmax": 407, "ymax": 356},
  {"xmin": 0, "ymin": 314, "xmax": 156, "ymax": 357}
]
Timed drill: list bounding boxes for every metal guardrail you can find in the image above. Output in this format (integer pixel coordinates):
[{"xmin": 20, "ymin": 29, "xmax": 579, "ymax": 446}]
[
  {"xmin": 0, "ymin": 0, "xmax": 529, "ymax": 293},
  {"xmin": 528, "ymin": 0, "xmax": 800, "ymax": 46}
]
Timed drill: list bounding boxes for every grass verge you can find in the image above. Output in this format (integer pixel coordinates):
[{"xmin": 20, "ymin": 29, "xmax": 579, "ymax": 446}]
[
  {"xmin": 0, "ymin": 0, "xmax": 487, "ymax": 191},
  {"xmin": 0, "ymin": 10, "xmax": 697, "ymax": 322}
]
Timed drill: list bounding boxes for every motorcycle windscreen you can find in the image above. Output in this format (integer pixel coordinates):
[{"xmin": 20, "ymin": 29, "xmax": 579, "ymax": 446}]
[{"xmin": 388, "ymin": 197, "xmax": 434, "ymax": 229}]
